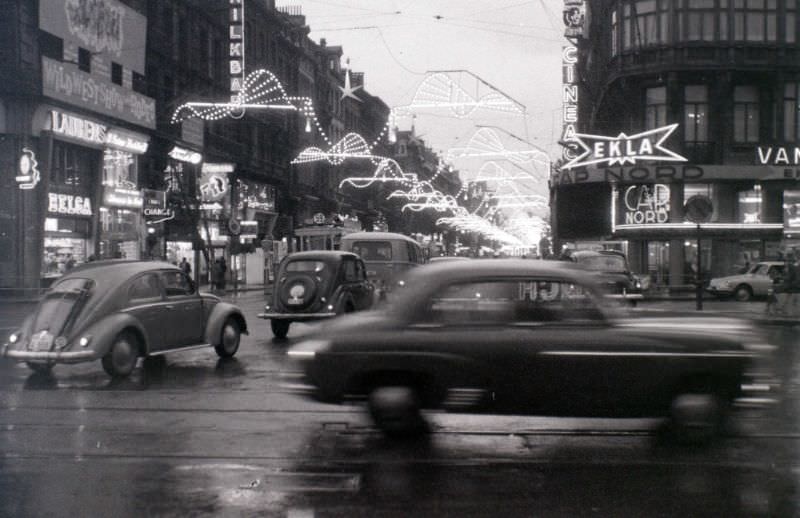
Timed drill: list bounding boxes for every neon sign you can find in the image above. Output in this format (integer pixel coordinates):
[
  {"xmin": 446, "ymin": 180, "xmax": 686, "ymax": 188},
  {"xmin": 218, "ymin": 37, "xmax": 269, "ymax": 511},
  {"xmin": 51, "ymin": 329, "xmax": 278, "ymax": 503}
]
[
  {"xmin": 50, "ymin": 110, "xmax": 106, "ymax": 145},
  {"xmin": 229, "ymin": 0, "xmax": 245, "ymax": 102},
  {"xmin": 169, "ymin": 146, "xmax": 202, "ymax": 164},
  {"xmin": 560, "ymin": 46, "xmax": 579, "ymax": 162},
  {"xmin": 562, "ymin": 124, "xmax": 688, "ymax": 169},
  {"xmin": 623, "ymin": 184, "xmax": 670, "ymax": 224},
  {"xmin": 757, "ymin": 146, "xmax": 800, "ymax": 166},
  {"xmin": 16, "ymin": 148, "xmax": 40, "ymax": 190},
  {"xmin": 48, "ymin": 193, "xmax": 92, "ymax": 216}
]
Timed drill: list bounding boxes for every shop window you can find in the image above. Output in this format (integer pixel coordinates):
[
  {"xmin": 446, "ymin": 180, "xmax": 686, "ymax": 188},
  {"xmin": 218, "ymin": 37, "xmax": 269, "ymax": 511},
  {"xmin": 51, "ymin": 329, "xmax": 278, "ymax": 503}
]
[
  {"xmin": 733, "ymin": 86, "xmax": 759, "ymax": 143},
  {"xmin": 78, "ymin": 47, "xmax": 91, "ymax": 72},
  {"xmin": 103, "ymin": 149, "xmax": 137, "ymax": 188},
  {"xmin": 50, "ymin": 141, "xmax": 97, "ymax": 193},
  {"xmin": 111, "ymin": 62, "xmax": 123, "ymax": 85},
  {"xmin": 684, "ymin": 184, "xmax": 717, "ymax": 221},
  {"xmin": 738, "ymin": 185, "xmax": 762, "ymax": 223},
  {"xmin": 783, "ymin": 83, "xmax": 800, "ymax": 141},
  {"xmin": 645, "ymin": 86, "xmax": 667, "ymax": 130},
  {"xmin": 734, "ymin": 0, "xmax": 777, "ymax": 43}
]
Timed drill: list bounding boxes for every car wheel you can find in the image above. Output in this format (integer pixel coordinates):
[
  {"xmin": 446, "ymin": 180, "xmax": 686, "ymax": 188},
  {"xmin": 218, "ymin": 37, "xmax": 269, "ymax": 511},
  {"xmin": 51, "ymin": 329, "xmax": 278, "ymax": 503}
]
[
  {"xmin": 102, "ymin": 332, "xmax": 140, "ymax": 378},
  {"xmin": 271, "ymin": 319, "xmax": 290, "ymax": 339},
  {"xmin": 669, "ymin": 392, "xmax": 726, "ymax": 445},
  {"xmin": 733, "ymin": 284, "xmax": 753, "ymax": 302},
  {"xmin": 368, "ymin": 385, "xmax": 428, "ymax": 438},
  {"xmin": 25, "ymin": 362, "xmax": 53, "ymax": 375},
  {"xmin": 215, "ymin": 318, "xmax": 241, "ymax": 358}
]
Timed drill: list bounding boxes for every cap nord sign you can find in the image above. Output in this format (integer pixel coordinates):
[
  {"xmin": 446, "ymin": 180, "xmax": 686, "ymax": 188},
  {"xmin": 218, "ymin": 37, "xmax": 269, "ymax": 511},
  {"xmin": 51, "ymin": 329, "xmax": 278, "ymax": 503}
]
[{"xmin": 562, "ymin": 124, "xmax": 688, "ymax": 170}]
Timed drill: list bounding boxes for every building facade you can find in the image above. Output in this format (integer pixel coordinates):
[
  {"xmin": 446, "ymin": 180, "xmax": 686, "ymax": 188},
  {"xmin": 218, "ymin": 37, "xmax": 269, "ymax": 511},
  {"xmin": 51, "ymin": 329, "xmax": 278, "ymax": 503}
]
[
  {"xmin": 1, "ymin": 0, "xmax": 425, "ymax": 292},
  {"xmin": 552, "ymin": 0, "xmax": 800, "ymax": 289}
]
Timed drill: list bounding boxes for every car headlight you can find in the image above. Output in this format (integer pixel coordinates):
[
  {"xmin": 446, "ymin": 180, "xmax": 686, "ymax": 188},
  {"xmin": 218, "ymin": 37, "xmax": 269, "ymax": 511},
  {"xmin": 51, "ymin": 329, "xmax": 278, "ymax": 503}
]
[
  {"xmin": 79, "ymin": 336, "xmax": 92, "ymax": 348},
  {"xmin": 8, "ymin": 333, "xmax": 18, "ymax": 344},
  {"xmin": 288, "ymin": 339, "xmax": 331, "ymax": 359}
]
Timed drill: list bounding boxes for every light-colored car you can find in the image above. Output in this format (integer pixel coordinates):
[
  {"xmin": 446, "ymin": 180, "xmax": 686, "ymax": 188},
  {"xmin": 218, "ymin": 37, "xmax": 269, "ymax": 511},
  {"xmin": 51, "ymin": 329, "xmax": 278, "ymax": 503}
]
[
  {"xmin": 707, "ymin": 261, "xmax": 784, "ymax": 301},
  {"xmin": 340, "ymin": 232, "xmax": 426, "ymax": 299},
  {"xmin": 2, "ymin": 260, "xmax": 248, "ymax": 378}
]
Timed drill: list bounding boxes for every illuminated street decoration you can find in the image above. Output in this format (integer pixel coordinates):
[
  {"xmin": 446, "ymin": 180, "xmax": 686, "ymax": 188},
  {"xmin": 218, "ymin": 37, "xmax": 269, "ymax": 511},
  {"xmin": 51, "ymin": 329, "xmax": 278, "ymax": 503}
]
[
  {"xmin": 392, "ymin": 71, "xmax": 525, "ymax": 118},
  {"xmin": 446, "ymin": 127, "xmax": 549, "ymax": 165},
  {"xmin": 388, "ymin": 181, "xmax": 442, "ymax": 201},
  {"xmin": 339, "ymin": 59, "xmax": 362, "ymax": 102},
  {"xmin": 472, "ymin": 161, "xmax": 539, "ymax": 183},
  {"xmin": 402, "ymin": 192, "xmax": 461, "ymax": 213},
  {"xmin": 292, "ymin": 133, "xmax": 382, "ymax": 165},
  {"xmin": 16, "ymin": 148, "xmax": 40, "ymax": 190},
  {"xmin": 562, "ymin": 124, "xmax": 688, "ymax": 169},
  {"xmin": 339, "ymin": 159, "xmax": 418, "ymax": 189}
]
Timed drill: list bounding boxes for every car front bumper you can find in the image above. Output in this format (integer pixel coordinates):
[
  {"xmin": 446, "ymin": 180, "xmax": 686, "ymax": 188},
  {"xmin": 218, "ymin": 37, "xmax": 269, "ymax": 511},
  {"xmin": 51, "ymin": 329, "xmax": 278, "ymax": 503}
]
[
  {"xmin": 2, "ymin": 345, "xmax": 97, "ymax": 363},
  {"xmin": 258, "ymin": 312, "xmax": 337, "ymax": 321}
]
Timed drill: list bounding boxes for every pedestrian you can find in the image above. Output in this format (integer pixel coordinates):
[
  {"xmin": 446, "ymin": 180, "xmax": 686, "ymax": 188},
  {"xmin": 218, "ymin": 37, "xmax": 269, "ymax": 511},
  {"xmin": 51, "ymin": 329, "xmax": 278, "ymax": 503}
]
[
  {"xmin": 217, "ymin": 257, "xmax": 227, "ymax": 293},
  {"xmin": 180, "ymin": 257, "xmax": 191, "ymax": 276},
  {"xmin": 767, "ymin": 249, "xmax": 800, "ymax": 318}
]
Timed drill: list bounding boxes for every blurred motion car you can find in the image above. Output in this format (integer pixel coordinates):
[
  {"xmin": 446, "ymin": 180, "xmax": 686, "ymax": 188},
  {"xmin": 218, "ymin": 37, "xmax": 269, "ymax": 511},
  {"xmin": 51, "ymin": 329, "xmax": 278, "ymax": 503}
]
[
  {"xmin": 707, "ymin": 261, "xmax": 785, "ymax": 301},
  {"xmin": 2, "ymin": 260, "xmax": 248, "ymax": 378},
  {"xmin": 340, "ymin": 231, "xmax": 426, "ymax": 299},
  {"xmin": 287, "ymin": 259, "xmax": 767, "ymax": 442},
  {"xmin": 259, "ymin": 251, "xmax": 375, "ymax": 339},
  {"xmin": 563, "ymin": 249, "xmax": 644, "ymax": 304}
]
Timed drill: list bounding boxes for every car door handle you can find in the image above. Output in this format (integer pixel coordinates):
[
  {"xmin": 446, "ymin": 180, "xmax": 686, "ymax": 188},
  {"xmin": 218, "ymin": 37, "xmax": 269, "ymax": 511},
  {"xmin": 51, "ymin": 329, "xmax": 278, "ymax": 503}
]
[
  {"xmin": 165, "ymin": 305, "xmax": 174, "ymax": 310},
  {"xmin": 408, "ymin": 323, "xmax": 443, "ymax": 329}
]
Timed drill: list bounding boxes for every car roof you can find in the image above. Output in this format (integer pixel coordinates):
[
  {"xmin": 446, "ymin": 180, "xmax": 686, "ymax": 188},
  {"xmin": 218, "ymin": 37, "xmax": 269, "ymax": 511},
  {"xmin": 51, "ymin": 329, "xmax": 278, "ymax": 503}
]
[
  {"xmin": 408, "ymin": 259, "xmax": 590, "ymax": 284},
  {"xmin": 284, "ymin": 250, "xmax": 360, "ymax": 261},
  {"xmin": 341, "ymin": 231, "xmax": 419, "ymax": 244},
  {"xmin": 59, "ymin": 260, "xmax": 180, "ymax": 282}
]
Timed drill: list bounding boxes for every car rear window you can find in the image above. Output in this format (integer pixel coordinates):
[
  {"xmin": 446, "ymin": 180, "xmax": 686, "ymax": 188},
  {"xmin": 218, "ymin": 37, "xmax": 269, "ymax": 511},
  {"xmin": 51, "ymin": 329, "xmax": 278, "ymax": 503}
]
[
  {"xmin": 350, "ymin": 241, "xmax": 392, "ymax": 261},
  {"xmin": 577, "ymin": 255, "xmax": 626, "ymax": 273},
  {"xmin": 32, "ymin": 278, "xmax": 94, "ymax": 335},
  {"xmin": 286, "ymin": 260, "xmax": 326, "ymax": 273}
]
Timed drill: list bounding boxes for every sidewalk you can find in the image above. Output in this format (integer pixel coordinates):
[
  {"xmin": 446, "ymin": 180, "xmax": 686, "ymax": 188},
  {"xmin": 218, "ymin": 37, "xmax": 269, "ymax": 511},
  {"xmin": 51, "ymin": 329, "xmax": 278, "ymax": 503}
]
[{"xmin": 636, "ymin": 298, "xmax": 798, "ymax": 326}]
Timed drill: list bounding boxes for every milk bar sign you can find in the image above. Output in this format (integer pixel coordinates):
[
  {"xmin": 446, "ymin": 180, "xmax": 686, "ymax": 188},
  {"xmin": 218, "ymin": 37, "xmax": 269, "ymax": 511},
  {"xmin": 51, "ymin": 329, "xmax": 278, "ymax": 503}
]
[{"xmin": 562, "ymin": 124, "xmax": 688, "ymax": 170}]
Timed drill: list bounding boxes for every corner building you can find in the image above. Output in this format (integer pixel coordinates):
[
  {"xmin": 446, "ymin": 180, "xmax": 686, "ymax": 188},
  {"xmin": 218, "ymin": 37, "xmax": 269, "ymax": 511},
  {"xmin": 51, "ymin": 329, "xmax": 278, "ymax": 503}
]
[{"xmin": 552, "ymin": 0, "xmax": 800, "ymax": 290}]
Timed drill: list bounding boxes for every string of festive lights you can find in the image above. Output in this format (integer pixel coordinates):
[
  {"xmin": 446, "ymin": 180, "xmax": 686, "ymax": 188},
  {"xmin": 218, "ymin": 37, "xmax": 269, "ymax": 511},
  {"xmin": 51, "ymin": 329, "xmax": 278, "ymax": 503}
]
[
  {"xmin": 392, "ymin": 71, "xmax": 525, "ymax": 119},
  {"xmin": 445, "ymin": 127, "xmax": 550, "ymax": 165},
  {"xmin": 338, "ymin": 158, "xmax": 418, "ymax": 189},
  {"xmin": 291, "ymin": 132, "xmax": 386, "ymax": 165}
]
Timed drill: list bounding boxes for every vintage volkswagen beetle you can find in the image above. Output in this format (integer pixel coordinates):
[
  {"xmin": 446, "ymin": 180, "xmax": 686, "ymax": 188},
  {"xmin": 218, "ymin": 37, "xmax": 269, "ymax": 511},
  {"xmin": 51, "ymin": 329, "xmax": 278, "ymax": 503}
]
[
  {"xmin": 287, "ymin": 259, "xmax": 770, "ymax": 442},
  {"xmin": 2, "ymin": 260, "xmax": 248, "ymax": 378},
  {"xmin": 259, "ymin": 251, "xmax": 375, "ymax": 339}
]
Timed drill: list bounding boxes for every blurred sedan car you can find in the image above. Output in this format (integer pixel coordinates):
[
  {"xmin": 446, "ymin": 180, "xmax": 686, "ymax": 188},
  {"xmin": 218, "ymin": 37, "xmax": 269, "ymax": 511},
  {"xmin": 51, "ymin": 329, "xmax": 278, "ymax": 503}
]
[
  {"xmin": 287, "ymin": 259, "xmax": 766, "ymax": 442},
  {"xmin": 2, "ymin": 260, "xmax": 248, "ymax": 378},
  {"xmin": 259, "ymin": 251, "xmax": 375, "ymax": 339},
  {"xmin": 707, "ymin": 261, "xmax": 784, "ymax": 301}
]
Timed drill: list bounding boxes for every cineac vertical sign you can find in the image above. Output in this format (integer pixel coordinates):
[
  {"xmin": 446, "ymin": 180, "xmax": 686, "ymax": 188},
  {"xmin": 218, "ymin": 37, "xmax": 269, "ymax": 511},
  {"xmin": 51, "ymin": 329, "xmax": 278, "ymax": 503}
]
[
  {"xmin": 229, "ymin": 0, "xmax": 244, "ymax": 102},
  {"xmin": 561, "ymin": 45, "xmax": 579, "ymax": 163}
]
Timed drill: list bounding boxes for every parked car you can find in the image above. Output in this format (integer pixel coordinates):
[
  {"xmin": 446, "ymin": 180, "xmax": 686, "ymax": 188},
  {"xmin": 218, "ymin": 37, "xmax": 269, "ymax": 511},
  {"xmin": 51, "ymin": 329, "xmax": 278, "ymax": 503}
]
[
  {"xmin": 707, "ymin": 261, "xmax": 785, "ymax": 301},
  {"xmin": 1, "ymin": 260, "xmax": 248, "ymax": 378},
  {"xmin": 563, "ymin": 249, "xmax": 644, "ymax": 303},
  {"xmin": 287, "ymin": 259, "xmax": 767, "ymax": 442},
  {"xmin": 259, "ymin": 251, "xmax": 375, "ymax": 339},
  {"xmin": 340, "ymin": 232, "xmax": 426, "ymax": 299}
]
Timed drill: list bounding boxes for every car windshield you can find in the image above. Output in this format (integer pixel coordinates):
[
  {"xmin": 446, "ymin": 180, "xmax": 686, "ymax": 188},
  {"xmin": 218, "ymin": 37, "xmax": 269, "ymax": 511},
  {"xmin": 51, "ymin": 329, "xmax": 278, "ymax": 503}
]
[
  {"xmin": 31, "ymin": 278, "xmax": 94, "ymax": 335},
  {"xmin": 577, "ymin": 255, "xmax": 627, "ymax": 273},
  {"xmin": 285, "ymin": 260, "xmax": 326, "ymax": 273},
  {"xmin": 350, "ymin": 241, "xmax": 392, "ymax": 261}
]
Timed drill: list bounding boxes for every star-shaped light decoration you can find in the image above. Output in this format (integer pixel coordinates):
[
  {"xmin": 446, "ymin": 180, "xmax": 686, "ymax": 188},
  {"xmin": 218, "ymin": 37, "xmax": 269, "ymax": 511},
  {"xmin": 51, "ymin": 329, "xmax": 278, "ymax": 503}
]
[{"xmin": 339, "ymin": 59, "xmax": 362, "ymax": 102}]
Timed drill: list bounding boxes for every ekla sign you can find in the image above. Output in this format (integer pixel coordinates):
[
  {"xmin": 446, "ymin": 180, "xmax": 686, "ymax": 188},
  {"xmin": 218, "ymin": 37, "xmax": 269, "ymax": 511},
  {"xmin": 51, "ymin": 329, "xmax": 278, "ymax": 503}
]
[{"xmin": 561, "ymin": 124, "xmax": 688, "ymax": 170}]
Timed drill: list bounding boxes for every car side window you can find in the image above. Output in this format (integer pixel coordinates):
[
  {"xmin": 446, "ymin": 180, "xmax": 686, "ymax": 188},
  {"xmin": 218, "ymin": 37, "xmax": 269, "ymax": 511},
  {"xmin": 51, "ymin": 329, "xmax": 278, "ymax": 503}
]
[
  {"xmin": 424, "ymin": 279, "xmax": 603, "ymax": 325},
  {"xmin": 355, "ymin": 260, "xmax": 367, "ymax": 281},
  {"xmin": 161, "ymin": 271, "xmax": 194, "ymax": 297},
  {"xmin": 128, "ymin": 273, "xmax": 162, "ymax": 302},
  {"xmin": 343, "ymin": 259, "xmax": 358, "ymax": 282}
]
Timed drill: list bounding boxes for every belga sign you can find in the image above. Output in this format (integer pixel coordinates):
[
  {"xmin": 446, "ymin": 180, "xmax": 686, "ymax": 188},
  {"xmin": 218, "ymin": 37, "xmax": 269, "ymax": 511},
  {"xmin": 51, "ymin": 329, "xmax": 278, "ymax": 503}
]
[{"xmin": 563, "ymin": 124, "xmax": 688, "ymax": 170}]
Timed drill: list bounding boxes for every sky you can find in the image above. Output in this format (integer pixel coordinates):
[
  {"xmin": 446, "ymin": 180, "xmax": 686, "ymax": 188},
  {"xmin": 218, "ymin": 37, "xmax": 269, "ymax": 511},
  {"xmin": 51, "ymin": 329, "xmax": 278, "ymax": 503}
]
[{"xmin": 285, "ymin": 0, "xmax": 567, "ymax": 194}]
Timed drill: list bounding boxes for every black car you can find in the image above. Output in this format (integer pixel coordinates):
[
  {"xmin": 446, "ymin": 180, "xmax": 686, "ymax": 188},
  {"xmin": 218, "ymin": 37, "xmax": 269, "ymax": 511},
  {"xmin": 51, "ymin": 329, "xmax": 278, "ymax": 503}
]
[
  {"xmin": 563, "ymin": 249, "xmax": 643, "ymax": 303},
  {"xmin": 259, "ymin": 251, "xmax": 375, "ymax": 338},
  {"xmin": 287, "ymin": 259, "xmax": 768, "ymax": 442}
]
